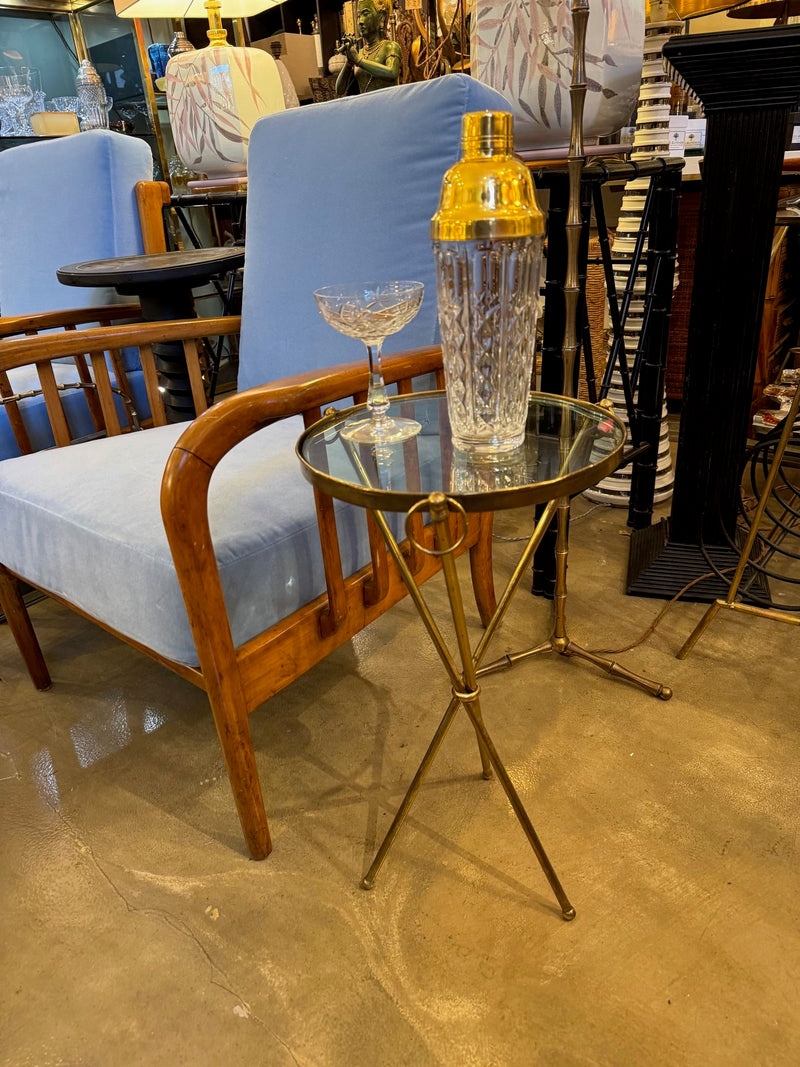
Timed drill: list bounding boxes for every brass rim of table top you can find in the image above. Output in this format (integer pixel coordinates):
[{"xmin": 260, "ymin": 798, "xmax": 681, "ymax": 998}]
[{"xmin": 296, "ymin": 389, "xmax": 626, "ymax": 513}]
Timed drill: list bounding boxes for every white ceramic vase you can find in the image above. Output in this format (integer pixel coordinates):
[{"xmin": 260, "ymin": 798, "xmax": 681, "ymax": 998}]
[
  {"xmin": 471, "ymin": 0, "xmax": 645, "ymax": 151},
  {"xmin": 165, "ymin": 47, "xmax": 285, "ymax": 179}
]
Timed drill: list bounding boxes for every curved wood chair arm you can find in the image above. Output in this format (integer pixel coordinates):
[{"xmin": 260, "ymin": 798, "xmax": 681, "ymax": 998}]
[
  {"xmin": 166, "ymin": 346, "xmax": 443, "ymax": 471},
  {"xmin": 0, "ymin": 304, "xmax": 143, "ymax": 340},
  {"xmin": 160, "ymin": 345, "xmax": 444, "ymax": 662},
  {"xmin": 0, "ymin": 316, "xmax": 240, "ymax": 372}
]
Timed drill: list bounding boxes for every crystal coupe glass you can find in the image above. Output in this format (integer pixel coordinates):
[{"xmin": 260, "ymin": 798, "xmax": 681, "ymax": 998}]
[{"xmin": 313, "ymin": 281, "xmax": 424, "ymax": 443}]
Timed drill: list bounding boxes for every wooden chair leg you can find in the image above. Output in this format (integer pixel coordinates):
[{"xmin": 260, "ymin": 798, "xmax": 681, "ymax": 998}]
[
  {"xmin": 469, "ymin": 512, "xmax": 497, "ymax": 627},
  {"xmin": 205, "ymin": 684, "xmax": 273, "ymax": 860},
  {"xmin": 0, "ymin": 567, "xmax": 51, "ymax": 690}
]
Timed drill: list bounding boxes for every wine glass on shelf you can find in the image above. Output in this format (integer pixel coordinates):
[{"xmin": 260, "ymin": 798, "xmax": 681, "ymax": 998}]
[{"xmin": 313, "ymin": 281, "xmax": 424, "ymax": 444}]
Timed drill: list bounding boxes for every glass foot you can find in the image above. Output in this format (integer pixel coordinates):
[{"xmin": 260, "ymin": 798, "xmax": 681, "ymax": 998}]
[{"xmin": 340, "ymin": 416, "xmax": 421, "ymax": 444}]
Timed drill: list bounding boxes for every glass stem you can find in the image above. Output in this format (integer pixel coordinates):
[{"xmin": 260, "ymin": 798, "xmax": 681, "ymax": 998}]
[{"xmin": 365, "ymin": 339, "xmax": 390, "ymax": 427}]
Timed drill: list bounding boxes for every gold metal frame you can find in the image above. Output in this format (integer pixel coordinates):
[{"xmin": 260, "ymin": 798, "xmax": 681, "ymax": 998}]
[
  {"xmin": 296, "ymin": 390, "xmax": 626, "ymax": 515},
  {"xmin": 360, "ymin": 490, "xmax": 575, "ymax": 920}
]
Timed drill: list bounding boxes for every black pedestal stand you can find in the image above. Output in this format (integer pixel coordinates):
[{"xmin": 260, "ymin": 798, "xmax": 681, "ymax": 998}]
[{"xmin": 627, "ymin": 27, "xmax": 800, "ymax": 601}]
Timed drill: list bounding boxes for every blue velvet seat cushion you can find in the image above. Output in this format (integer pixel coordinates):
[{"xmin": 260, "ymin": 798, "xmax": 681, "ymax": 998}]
[{"xmin": 0, "ymin": 419, "xmax": 378, "ymax": 667}]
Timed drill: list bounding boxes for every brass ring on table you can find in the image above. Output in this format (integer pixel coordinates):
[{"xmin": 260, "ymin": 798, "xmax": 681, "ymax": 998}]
[{"xmin": 404, "ymin": 496, "xmax": 468, "ymax": 556}]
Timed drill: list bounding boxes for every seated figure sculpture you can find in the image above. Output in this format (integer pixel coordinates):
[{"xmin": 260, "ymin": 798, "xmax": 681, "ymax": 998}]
[{"xmin": 335, "ymin": 0, "xmax": 401, "ymax": 96}]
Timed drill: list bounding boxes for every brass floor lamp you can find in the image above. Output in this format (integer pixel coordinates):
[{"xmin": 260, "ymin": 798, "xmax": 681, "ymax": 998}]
[
  {"xmin": 678, "ymin": 388, "xmax": 800, "ymax": 658},
  {"xmin": 481, "ymin": 0, "xmax": 674, "ymax": 702}
]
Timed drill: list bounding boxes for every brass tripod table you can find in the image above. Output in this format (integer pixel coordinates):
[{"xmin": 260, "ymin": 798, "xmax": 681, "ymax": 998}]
[{"xmin": 298, "ymin": 390, "xmax": 630, "ymax": 920}]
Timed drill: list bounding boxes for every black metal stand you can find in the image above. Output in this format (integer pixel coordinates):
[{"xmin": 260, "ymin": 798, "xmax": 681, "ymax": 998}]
[{"xmin": 530, "ymin": 156, "xmax": 683, "ymax": 596}]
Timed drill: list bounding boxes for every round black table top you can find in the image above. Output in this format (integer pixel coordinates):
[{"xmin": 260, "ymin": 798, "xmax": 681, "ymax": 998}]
[
  {"xmin": 56, "ymin": 247, "xmax": 245, "ymax": 289},
  {"xmin": 297, "ymin": 391, "xmax": 625, "ymax": 513}
]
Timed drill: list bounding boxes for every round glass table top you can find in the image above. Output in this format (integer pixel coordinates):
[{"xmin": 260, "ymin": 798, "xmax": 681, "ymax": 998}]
[{"xmin": 297, "ymin": 391, "xmax": 625, "ymax": 512}]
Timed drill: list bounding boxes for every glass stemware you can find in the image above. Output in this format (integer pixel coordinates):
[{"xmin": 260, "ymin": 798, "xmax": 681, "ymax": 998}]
[
  {"xmin": 48, "ymin": 96, "xmax": 81, "ymax": 114},
  {"xmin": 313, "ymin": 281, "xmax": 424, "ymax": 444},
  {"xmin": 0, "ymin": 67, "xmax": 39, "ymax": 135}
]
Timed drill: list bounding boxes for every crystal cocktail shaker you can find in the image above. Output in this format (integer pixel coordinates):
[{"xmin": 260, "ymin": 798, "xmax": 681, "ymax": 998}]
[{"xmin": 431, "ymin": 111, "xmax": 545, "ymax": 453}]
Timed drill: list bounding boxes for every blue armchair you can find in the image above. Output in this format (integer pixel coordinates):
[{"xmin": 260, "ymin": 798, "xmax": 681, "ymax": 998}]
[
  {"xmin": 0, "ymin": 130, "xmax": 153, "ymax": 459},
  {"xmin": 0, "ymin": 75, "xmax": 508, "ymax": 860}
]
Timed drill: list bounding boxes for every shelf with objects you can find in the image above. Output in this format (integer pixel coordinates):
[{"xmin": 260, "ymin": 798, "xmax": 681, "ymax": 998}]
[
  {"xmin": 0, "ymin": 1, "xmax": 171, "ymax": 179},
  {"xmin": 246, "ymin": 0, "xmax": 333, "ymax": 103}
]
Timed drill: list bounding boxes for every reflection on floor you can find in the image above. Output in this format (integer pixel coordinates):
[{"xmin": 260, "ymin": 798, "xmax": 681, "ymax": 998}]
[{"xmin": 1, "ymin": 499, "xmax": 798, "ymax": 1066}]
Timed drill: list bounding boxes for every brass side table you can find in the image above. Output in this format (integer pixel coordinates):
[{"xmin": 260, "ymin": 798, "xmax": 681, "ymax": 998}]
[{"xmin": 297, "ymin": 390, "xmax": 626, "ymax": 920}]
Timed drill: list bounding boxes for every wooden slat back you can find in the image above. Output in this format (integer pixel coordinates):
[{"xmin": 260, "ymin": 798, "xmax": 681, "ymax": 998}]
[
  {"xmin": 183, "ymin": 339, "xmax": 208, "ymax": 415},
  {"xmin": 36, "ymin": 363, "xmax": 71, "ymax": 447},
  {"xmin": 138, "ymin": 343, "xmax": 168, "ymax": 426},
  {"xmin": 0, "ymin": 314, "xmax": 241, "ymax": 453},
  {"xmin": 301, "ymin": 405, "xmax": 347, "ymax": 634},
  {"xmin": 72, "ymin": 353, "xmax": 105, "ymax": 433},
  {"xmin": 363, "ymin": 511, "xmax": 390, "ymax": 606},
  {"xmin": 314, "ymin": 487, "xmax": 348, "ymax": 637},
  {"xmin": 106, "ymin": 349, "xmax": 135, "ymax": 430},
  {"xmin": 0, "ymin": 369, "xmax": 34, "ymax": 454},
  {"xmin": 89, "ymin": 353, "xmax": 123, "ymax": 436}
]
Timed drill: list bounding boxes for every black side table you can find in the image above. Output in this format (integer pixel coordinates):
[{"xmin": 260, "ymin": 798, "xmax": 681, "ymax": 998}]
[{"xmin": 57, "ymin": 247, "xmax": 244, "ymax": 422}]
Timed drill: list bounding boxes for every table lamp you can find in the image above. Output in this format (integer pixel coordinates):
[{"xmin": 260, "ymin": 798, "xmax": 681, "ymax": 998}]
[{"xmin": 113, "ymin": 0, "xmax": 286, "ymax": 185}]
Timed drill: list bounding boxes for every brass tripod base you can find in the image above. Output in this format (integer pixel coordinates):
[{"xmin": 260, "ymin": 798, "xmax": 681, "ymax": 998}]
[
  {"xmin": 360, "ymin": 689, "xmax": 577, "ymax": 921},
  {"xmin": 479, "ymin": 637, "xmax": 673, "ymax": 700}
]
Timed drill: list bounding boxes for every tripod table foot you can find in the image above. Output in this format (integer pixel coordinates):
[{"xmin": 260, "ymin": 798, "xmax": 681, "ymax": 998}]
[{"xmin": 562, "ymin": 641, "xmax": 673, "ymax": 700}]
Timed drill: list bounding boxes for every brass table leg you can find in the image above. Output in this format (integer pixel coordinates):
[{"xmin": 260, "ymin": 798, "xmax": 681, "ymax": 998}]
[
  {"xmin": 480, "ymin": 500, "xmax": 673, "ymax": 699},
  {"xmin": 362, "ymin": 493, "xmax": 575, "ymax": 920}
]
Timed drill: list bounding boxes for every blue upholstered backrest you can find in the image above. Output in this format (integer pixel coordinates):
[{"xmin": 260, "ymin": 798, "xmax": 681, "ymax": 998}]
[
  {"xmin": 0, "ymin": 130, "xmax": 152, "ymax": 318},
  {"xmin": 237, "ymin": 75, "xmax": 511, "ymax": 391}
]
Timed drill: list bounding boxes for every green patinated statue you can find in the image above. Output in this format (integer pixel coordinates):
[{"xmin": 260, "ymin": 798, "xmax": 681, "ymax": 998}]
[{"xmin": 335, "ymin": 0, "xmax": 401, "ymax": 97}]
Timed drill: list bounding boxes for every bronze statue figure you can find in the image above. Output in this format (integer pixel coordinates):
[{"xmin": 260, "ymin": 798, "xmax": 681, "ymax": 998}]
[{"xmin": 335, "ymin": 0, "xmax": 401, "ymax": 96}]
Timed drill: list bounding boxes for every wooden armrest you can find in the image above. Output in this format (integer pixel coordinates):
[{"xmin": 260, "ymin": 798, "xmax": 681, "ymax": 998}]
[
  {"xmin": 160, "ymin": 345, "xmax": 446, "ymax": 680},
  {"xmin": 0, "ymin": 316, "xmax": 240, "ymax": 371},
  {"xmin": 0, "ymin": 304, "xmax": 143, "ymax": 340},
  {"xmin": 166, "ymin": 346, "xmax": 443, "ymax": 471}
]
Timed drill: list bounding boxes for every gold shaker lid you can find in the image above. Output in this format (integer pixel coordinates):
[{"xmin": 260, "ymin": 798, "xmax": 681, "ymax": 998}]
[{"xmin": 431, "ymin": 111, "xmax": 545, "ymax": 242}]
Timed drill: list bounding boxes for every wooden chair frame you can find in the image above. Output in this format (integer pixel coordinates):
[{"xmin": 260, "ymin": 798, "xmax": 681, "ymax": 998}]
[{"xmin": 0, "ymin": 318, "xmax": 496, "ymax": 859}]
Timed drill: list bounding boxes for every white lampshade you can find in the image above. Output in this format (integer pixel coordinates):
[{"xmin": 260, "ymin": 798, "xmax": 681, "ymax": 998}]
[{"xmin": 113, "ymin": 0, "xmax": 282, "ymax": 17}]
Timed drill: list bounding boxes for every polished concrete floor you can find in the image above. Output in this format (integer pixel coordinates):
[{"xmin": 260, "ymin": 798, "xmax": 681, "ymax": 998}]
[{"xmin": 1, "ymin": 500, "xmax": 797, "ymax": 1066}]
